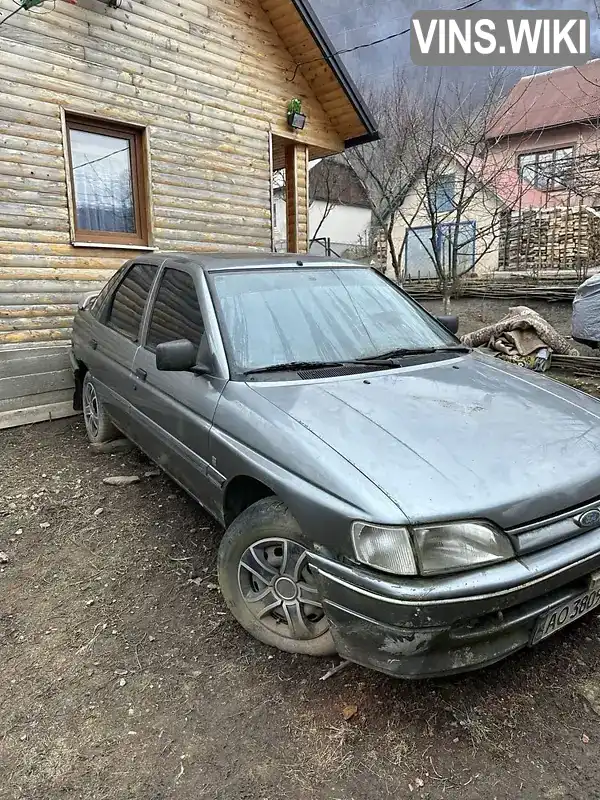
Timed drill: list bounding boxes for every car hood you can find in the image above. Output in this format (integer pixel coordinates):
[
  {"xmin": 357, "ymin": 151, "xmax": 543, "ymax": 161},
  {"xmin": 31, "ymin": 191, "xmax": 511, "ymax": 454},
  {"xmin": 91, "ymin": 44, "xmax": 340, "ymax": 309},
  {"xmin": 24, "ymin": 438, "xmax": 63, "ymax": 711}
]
[{"xmin": 250, "ymin": 353, "xmax": 600, "ymax": 528}]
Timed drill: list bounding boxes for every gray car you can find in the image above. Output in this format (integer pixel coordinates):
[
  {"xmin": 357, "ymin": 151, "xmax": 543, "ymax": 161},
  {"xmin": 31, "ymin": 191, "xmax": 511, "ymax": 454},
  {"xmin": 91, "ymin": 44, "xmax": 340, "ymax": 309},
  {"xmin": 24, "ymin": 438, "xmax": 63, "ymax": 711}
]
[{"xmin": 70, "ymin": 253, "xmax": 600, "ymax": 678}]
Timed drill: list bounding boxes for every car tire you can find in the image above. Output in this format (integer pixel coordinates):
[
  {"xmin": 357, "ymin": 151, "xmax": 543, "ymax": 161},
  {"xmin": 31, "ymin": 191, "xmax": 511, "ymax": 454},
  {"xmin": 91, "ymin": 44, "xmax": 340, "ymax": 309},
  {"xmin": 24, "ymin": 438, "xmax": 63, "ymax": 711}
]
[
  {"xmin": 82, "ymin": 372, "xmax": 118, "ymax": 444},
  {"xmin": 217, "ymin": 496, "xmax": 337, "ymax": 657}
]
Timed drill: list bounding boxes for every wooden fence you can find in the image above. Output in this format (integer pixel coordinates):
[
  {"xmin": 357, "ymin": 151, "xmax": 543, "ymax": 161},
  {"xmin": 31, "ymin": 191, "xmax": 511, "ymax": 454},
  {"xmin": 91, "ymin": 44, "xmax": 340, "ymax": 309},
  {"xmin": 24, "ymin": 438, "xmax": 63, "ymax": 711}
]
[
  {"xmin": 498, "ymin": 206, "xmax": 600, "ymax": 276},
  {"xmin": 403, "ymin": 274, "xmax": 579, "ymax": 302}
]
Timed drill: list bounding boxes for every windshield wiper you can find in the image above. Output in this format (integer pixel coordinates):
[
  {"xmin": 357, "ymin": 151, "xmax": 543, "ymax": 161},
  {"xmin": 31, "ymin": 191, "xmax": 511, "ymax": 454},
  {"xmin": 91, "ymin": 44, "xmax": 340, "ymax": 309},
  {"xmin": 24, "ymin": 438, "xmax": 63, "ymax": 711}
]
[
  {"xmin": 243, "ymin": 358, "xmax": 398, "ymax": 376},
  {"xmin": 243, "ymin": 346, "xmax": 471, "ymax": 375},
  {"xmin": 357, "ymin": 345, "xmax": 471, "ymax": 361},
  {"xmin": 244, "ymin": 360, "xmax": 346, "ymax": 375}
]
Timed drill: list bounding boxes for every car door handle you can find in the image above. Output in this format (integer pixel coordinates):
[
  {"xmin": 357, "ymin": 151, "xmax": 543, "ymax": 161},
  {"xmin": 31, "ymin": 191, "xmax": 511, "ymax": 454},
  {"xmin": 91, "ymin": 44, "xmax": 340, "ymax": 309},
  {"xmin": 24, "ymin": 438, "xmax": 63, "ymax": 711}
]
[
  {"xmin": 135, "ymin": 368, "xmax": 147, "ymax": 381},
  {"xmin": 90, "ymin": 339, "xmax": 98, "ymax": 350}
]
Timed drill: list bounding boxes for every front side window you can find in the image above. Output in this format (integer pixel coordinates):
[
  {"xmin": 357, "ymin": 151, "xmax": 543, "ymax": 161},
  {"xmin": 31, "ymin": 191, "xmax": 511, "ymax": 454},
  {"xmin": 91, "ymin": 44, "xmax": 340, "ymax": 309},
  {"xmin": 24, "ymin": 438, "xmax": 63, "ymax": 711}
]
[
  {"xmin": 146, "ymin": 269, "xmax": 205, "ymax": 352},
  {"xmin": 518, "ymin": 147, "xmax": 573, "ymax": 190},
  {"xmin": 65, "ymin": 114, "xmax": 148, "ymax": 245},
  {"xmin": 106, "ymin": 263, "xmax": 155, "ymax": 341},
  {"xmin": 210, "ymin": 267, "xmax": 455, "ymax": 375}
]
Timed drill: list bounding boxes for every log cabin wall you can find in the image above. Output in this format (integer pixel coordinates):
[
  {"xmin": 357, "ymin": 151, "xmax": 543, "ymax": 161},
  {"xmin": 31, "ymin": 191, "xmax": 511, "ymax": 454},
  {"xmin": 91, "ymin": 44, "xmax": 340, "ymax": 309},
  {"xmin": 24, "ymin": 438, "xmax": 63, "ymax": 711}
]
[
  {"xmin": 0, "ymin": 0, "xmax": 352, "ymax": 427},
  {"xmin": 284, "ymin": 140, "xmax": 309, "ymax": 252}
]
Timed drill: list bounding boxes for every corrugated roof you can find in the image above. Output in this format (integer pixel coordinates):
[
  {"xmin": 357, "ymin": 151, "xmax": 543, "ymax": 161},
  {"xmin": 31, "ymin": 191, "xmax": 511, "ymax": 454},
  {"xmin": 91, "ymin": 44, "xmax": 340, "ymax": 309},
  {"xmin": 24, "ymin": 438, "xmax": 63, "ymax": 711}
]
[{"xmin": 486, "ymin": 61, "xmax": 600, "ymax": 139}]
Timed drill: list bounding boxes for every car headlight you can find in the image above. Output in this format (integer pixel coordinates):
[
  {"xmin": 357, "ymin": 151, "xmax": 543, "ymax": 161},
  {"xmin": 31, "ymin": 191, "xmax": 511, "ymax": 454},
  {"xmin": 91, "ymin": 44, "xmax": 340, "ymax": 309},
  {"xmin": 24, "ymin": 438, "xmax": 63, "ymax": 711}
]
[
  {"xmin": 351, "ymin": 521, "xmax": 513, "ymax": 577},
  {"xmin": 351, "ymin": 523, "xmax": 418, "ymax": 575}
]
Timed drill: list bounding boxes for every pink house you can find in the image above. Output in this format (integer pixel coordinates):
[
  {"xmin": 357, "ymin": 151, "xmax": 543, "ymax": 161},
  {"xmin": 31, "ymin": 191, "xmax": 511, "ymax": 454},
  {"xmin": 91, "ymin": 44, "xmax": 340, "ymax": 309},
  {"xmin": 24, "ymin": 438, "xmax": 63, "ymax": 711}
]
[{"xmin": 486, "ymin": 61, "xmax": 600, "ymax": 208}]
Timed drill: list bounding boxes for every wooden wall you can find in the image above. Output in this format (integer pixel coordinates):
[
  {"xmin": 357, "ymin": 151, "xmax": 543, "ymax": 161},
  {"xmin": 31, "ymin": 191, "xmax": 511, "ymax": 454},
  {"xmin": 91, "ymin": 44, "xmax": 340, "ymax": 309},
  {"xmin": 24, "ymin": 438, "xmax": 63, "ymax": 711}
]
[
  {"xmin": 284, "ymin": 141, "xmax": 309, "ymax": 252},
  {"xmin": 0, "ymin": 0, "xmax": 343, "ymax": 425}
]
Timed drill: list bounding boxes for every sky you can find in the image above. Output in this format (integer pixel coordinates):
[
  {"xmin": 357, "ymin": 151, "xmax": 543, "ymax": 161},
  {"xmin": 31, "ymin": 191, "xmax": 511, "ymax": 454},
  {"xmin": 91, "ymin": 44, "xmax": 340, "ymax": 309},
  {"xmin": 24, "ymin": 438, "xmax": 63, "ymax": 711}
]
[{"xmin": 310, "ymin": 0, "xmax": 600, "ymax": 88}]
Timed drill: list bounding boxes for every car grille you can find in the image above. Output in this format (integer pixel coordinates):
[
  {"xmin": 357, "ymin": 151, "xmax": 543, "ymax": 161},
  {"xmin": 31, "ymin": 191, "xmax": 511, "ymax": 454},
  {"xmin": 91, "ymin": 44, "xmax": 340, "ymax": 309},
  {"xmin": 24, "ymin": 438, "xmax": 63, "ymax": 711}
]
[
  {"xmin": 296, "ymin": 364, "xmax": 382, "ymax": 380},
  {"xmin": 508, "ymin": 496, "xmax": 600, "ymax": 555}
]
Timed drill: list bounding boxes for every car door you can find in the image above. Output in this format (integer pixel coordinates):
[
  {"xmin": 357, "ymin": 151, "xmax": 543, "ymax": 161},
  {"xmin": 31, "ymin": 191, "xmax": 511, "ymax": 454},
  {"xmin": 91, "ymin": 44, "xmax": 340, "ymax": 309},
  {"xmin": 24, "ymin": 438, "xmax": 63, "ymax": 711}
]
[
  {"xmin": 87, "ymin": 261, "xmax": 158, "ymax": 434},
  {"xmin": 130, "ymin": 263, "xmax": 226, "ymax": 515}
]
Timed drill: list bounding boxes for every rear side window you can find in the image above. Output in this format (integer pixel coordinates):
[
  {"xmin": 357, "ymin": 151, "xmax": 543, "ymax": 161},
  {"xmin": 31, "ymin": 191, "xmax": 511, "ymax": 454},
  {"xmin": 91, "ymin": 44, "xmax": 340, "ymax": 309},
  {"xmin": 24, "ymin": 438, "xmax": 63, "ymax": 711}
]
[
  {"xmin": 146, "ymin": 269, "xmax": 204, "ymax": 352},
  {"xmin": 106, "ymin": 263, "xmax": 155, "ymax": 340},
  {"xmin": 91, "ymin": 263, "xmax": 130, "ymax": 319}
]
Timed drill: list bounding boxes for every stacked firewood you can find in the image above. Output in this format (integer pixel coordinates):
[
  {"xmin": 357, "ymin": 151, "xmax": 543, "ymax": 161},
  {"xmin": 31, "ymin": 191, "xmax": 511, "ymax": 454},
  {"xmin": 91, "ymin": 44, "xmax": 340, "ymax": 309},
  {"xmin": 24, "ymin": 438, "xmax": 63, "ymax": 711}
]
[{"xmin": 498, "ymin": 206, "xmax": 600, "ymax": 274}]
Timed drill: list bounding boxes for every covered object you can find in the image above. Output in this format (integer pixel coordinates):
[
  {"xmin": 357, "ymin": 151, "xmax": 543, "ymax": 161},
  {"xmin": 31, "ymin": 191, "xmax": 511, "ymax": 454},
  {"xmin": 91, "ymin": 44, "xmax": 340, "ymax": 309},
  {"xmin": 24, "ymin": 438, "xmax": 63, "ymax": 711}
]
[{"xmin": 572, "ymin": 275, "xmax": 600, "ymax": 347}]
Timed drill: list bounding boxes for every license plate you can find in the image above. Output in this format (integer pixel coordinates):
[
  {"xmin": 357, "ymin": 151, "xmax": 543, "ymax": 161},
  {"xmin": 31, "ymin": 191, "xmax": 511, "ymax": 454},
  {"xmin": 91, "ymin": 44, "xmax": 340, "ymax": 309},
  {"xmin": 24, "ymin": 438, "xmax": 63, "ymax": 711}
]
[{"xmin": 532, "ymin": 572, "xmax": 600, "ymax": 644}]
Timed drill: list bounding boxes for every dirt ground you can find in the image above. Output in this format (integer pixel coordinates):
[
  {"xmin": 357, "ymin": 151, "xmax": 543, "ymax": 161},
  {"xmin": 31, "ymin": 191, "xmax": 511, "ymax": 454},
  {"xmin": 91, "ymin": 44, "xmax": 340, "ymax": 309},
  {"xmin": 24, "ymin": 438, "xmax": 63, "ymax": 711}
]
[{"xmin": 3, "ymin": 415, "xmax": 600, "ymax": 800}]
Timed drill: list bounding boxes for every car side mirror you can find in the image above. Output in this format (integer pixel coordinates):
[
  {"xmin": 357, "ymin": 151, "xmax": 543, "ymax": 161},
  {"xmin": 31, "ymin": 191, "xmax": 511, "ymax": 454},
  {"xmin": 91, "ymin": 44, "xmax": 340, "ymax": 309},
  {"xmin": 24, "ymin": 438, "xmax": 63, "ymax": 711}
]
[
  {"xmin": 156, "ymin": 339, "xmax": 208, "ymax": 373},
  {"xmin": 436, "ymin": 315, "xmax": 459, "ymax": 335}
]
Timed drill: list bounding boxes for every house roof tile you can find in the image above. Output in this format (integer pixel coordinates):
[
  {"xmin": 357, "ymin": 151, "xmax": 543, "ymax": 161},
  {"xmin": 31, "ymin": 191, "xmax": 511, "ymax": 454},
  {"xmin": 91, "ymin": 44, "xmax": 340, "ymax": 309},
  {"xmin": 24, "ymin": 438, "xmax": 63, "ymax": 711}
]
[{"xmin": 486, "ymin": 61, "xmax": 600, "ymax": 139}]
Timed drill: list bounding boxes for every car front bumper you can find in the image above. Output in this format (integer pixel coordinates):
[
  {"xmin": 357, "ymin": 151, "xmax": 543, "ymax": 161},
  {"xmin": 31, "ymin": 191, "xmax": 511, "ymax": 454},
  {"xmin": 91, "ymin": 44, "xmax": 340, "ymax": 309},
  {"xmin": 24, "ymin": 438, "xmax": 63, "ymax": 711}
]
[{"xmin": 309, "ymin": 526, "xmax": 600, "ymax": 678}]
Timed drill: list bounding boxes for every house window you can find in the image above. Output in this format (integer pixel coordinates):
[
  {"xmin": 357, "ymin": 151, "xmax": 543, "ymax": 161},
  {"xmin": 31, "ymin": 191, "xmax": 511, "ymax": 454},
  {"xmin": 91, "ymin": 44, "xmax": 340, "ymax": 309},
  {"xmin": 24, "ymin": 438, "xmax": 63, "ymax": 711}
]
[
  {"xmin": 432, "ymin": 175, "xmax": 455, "ymax": 213},
  {"xmin": 65, "ymin": 114, "xmax": 149, "ymax": 246},
  {"xmin": 404, "ymin": 222, "xmax": 475, "ymax": 280},
  {"xmin": 518, "ymin": 147, "xmax": 573, "ymax": 191}
]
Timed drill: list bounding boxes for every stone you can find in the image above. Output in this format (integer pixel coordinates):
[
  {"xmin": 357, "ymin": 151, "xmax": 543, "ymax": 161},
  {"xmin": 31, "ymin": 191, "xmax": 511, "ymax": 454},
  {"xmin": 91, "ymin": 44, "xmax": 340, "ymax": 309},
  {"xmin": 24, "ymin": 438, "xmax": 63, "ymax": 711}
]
[
  {"xmin": 577, "ymin": 677, "xmax": 600, "ymax": 716},
  {"xmin": 91, "ymin": 439, "xmax": 133, "ymax": 455},
  {"xmin": 102, "ymin": 476, "xmax": 140, "ymax": 487}
]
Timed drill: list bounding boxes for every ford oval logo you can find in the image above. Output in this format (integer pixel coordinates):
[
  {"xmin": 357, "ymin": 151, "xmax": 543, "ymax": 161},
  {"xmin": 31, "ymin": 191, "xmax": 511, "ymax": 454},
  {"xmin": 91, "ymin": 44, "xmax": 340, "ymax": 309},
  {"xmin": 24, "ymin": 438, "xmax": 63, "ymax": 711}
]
[{"xmin": 576, "ymin": 509, "xmax": 600, "ymax": 528}]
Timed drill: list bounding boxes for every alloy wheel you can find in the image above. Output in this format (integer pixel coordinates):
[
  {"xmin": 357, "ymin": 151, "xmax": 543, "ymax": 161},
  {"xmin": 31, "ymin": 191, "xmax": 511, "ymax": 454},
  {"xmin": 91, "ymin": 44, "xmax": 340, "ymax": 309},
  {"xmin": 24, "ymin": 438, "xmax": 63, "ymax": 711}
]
[
  {"xmin": 237, "ymin": 537, "xmax": 328, "ymax": 641},
  {"xmin": 83, "ymin": 379, "xmax": 99, "ymax": 439}
]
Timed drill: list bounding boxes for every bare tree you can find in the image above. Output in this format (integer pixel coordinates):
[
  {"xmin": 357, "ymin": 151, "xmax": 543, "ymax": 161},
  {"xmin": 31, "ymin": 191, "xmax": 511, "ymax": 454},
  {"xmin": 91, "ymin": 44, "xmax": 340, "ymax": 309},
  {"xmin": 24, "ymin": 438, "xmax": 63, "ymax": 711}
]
[
  {"xmin": 309, "ymin": 158, "xmax": 345, "ymax": 249},
  {"xmin": 395, "ymin": 69, "xmax": 538, "ymax": 311},
  {"xmin": 343, "ymin": 72, "xmax": 425, "ymax": 278}
]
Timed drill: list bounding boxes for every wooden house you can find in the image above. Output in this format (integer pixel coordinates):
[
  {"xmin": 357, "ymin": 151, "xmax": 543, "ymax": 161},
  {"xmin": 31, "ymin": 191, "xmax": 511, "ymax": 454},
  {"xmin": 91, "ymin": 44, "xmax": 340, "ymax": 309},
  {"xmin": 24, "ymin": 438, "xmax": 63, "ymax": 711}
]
[{"xmin": 0, "ymin": 0, "xmax": 378, "ymax": 428}]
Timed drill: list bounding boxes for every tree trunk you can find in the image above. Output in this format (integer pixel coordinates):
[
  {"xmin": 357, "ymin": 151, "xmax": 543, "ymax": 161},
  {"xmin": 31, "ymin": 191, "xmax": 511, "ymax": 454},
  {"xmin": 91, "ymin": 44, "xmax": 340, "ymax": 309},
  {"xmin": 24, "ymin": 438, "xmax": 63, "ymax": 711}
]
[
  {"xmin": 441, "ymin": 274, "xmax": 451, "ymax": 314},
  {"xmin": 387, "ymin": 218, "xmax": 399, "ymax": 282},
  {"xmin": 443, "ymin": 291, "xmax": 451, "ymax": 314}
]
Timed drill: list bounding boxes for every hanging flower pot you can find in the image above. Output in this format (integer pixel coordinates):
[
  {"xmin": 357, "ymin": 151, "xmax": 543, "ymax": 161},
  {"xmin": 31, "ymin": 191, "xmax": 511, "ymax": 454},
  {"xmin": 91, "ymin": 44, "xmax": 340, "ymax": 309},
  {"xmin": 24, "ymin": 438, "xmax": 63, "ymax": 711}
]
[{"xmin": 287, "ymin": 98, "xmax": 306, "ymax": 130}]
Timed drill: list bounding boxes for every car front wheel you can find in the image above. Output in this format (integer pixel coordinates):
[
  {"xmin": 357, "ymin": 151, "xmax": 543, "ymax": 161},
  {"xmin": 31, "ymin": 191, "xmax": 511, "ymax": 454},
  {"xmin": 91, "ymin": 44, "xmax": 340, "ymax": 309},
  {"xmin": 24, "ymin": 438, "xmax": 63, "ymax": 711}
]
[
  {"xmin": 82, "ymin": 372, "xmax": 118, "ymax": 444},
  {"xmin": 217, "ymin": 497, "xmax": 336, "ymax": 656}
]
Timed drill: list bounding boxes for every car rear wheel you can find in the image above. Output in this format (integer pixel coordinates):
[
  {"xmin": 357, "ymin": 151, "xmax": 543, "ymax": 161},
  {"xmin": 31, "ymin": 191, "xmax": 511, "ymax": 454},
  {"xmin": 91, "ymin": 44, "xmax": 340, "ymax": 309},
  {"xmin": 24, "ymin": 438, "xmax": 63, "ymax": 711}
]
[
  {"xmin": 82, "ymin": 372, "xmax": 118, "ymax": 444},
  {"xmin": 217, "ymin": 497, "xmax": 336, "ymax": 656}
]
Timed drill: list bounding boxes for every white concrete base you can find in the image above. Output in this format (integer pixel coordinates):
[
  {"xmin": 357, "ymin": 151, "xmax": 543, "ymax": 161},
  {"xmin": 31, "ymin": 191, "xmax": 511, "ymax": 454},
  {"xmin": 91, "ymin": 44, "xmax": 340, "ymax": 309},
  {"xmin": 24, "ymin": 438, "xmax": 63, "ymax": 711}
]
[{"xmin": 0, "ymin": 401, "xmax": 80, "ymax": 430}]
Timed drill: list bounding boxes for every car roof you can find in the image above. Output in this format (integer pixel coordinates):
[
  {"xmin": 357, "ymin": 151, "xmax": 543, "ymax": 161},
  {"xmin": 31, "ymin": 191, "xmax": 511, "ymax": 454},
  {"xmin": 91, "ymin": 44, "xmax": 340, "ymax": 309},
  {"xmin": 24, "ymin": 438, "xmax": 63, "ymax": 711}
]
[{"xmin": 135, "ymin": 252, "xmax": 368, "ymax": 272}]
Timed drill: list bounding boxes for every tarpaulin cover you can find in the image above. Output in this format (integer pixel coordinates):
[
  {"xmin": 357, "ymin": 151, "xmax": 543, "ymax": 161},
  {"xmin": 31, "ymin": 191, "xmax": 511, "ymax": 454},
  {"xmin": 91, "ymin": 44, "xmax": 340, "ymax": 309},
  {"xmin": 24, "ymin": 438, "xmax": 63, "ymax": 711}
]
[{"xmin": 572, "ymin": 274, "xmax": 600, "ymax": 344}]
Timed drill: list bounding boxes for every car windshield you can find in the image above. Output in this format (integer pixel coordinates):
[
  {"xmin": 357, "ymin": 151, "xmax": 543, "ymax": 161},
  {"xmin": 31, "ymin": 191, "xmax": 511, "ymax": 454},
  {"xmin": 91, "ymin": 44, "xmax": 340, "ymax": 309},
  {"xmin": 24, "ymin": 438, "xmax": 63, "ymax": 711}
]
[{"xmin": 210, "ymin": 266, "xmax": 456, "ymax": 375}]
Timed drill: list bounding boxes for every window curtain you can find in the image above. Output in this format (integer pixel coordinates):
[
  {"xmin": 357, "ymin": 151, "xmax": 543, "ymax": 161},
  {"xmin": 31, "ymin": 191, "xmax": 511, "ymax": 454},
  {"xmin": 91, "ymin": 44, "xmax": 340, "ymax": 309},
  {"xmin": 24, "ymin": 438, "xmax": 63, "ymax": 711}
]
[{"xmin": 70, "ymin": 129, "xmax": 135, "ymax": 233}]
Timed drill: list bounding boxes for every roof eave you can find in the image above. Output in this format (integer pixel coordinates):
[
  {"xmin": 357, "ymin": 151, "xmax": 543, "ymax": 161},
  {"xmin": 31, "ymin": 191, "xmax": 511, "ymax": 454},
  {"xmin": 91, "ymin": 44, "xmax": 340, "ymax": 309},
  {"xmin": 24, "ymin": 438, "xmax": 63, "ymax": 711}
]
[
  {"xmin": 289, "ymin": 0, "xmax": 379, "ymax": 146},
  {"xmin": 345, "ymin": 131, "xmax": 381, "ymax": 148},
  {"xmin": 486, "ymin": 115, "xmax": 599, "ymax": 141}
]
